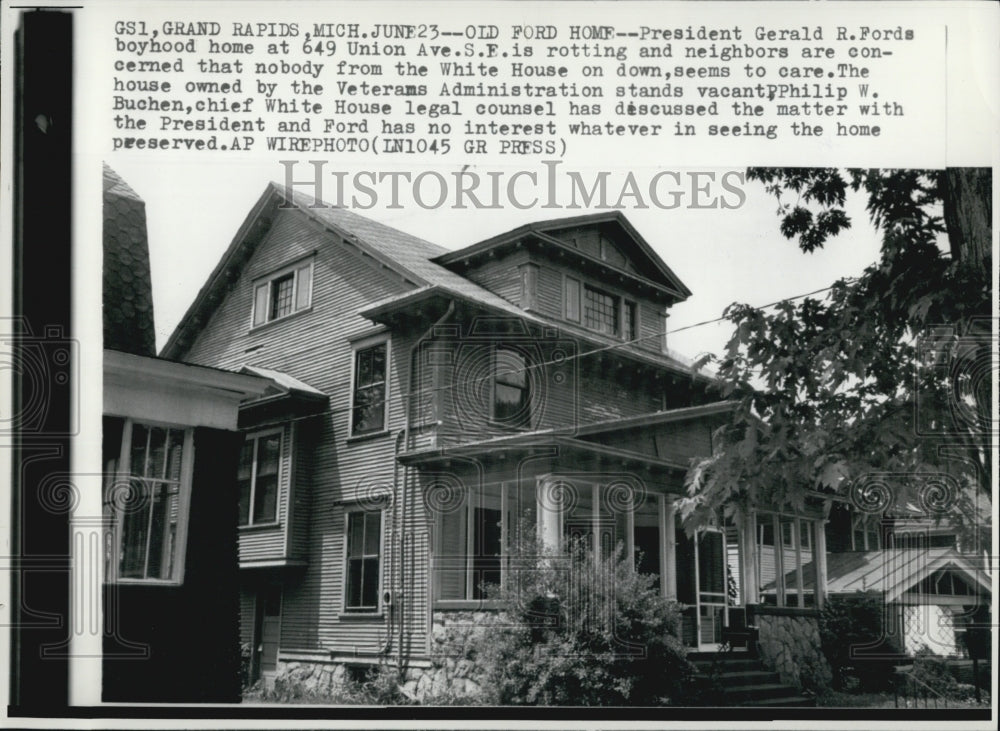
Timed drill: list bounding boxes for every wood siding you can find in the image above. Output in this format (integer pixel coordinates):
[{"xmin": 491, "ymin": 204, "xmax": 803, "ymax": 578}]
[{"xmin": 178, "ymin": 208, "xmax": 433, "ymax": 661}]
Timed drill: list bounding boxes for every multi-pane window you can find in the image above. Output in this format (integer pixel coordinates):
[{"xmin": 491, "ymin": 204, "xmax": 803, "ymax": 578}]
[
  {"xmin": 345, "ymin": 510, "xmax": 382, "ymax": 612},
  {"xmin": 109, "ymin": 422, "xmax": 190, "ymax": 582},
  {"xmin": 238, "ymin": 432, "xmax": 281, "ymax": 526},
  {"xmin": 352, "ymin": 342, "xmax": 388, "ymax": 434},
  {"xmin": 584, "ymin": 284, "xmax": 620, "ymax": 336},
  {"xmin": 493, "ymin": 346, "xmax": 530, "ymax": 428},
  {"xmin": 252, "ymin": 260, "xmax": 313, "ymax": 327}
]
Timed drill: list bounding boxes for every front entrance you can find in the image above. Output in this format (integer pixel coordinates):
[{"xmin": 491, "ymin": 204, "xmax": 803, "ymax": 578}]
[
  {"xmin": 677, "ymin": 525, "xmax": 729, "ymax": 649},
  {"xmin": 253, "ymin": 584, "xmax": 282, "ymax": 682}
]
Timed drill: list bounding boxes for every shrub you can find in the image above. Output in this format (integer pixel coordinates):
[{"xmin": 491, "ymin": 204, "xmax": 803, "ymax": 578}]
[
  {"xmin": 819, "ymin": 592, "xmax": 899, "ymax": 691},
  {"xmin": 242, "ymin": 661, "xmax": 414, "ymax": 705},
  {"xmin": 466, "ymin": 532, "xmax": 693, "ymax": 706}
]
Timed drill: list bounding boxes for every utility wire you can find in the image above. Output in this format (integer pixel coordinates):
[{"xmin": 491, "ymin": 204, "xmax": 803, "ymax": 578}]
[{"xmin": 240, "ymin": 284, "xmax": 838, "ymax": 429}]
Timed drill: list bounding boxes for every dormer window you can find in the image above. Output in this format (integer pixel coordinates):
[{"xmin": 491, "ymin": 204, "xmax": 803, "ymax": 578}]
[
  {"xmin": 584, "ymin": 284, "xmax": 620, "ymax": 336},
  {"xmin": 251, "ymin": 258, "xmax": 313, "ymax": 328}
]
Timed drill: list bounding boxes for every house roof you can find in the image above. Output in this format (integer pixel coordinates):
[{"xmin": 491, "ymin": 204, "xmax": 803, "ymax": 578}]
[
  {"xmin": 103, "ymin": 164, "xmax": 156, "ymax": 356},
  {"xmin": 767, "ymin": 547, "xmax": 992, "ymax": 602},
  {"xmin": 161, "ymin": 184, "xmax": 716, "ymax": 382},
  {"xmin": 432, "ymin": 210, "xmax": 693, "ymax": 300},
  {"xmin": 239, "ymin": 364, "xmax": 326, "ymax": 399}
]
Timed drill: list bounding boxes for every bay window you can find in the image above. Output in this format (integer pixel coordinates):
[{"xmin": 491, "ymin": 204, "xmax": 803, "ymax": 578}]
[{"xmin": 238, "ymin": 431, "xmax": 282, "ymax": 526}]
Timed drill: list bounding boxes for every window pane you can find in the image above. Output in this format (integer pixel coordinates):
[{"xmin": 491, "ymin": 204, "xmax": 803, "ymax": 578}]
[
  {"xmin": 346, "ymin": 557, "xmax": 364, "ymax": 608},
  {"xmin": 348, "ymin": 513, "xmax": 364, "ymax": 556},
  {"xmin": 472, "ymin": 508, "xmax": 502, "ymax": 599},
  {"xmin": 130, "ymin": 423, "xmax": 149, "ymax": 476},
  {"xmin": 257, "ymin": 435, "xmax": 280, "ymax": 476},
  {"xmin": 146, "ymin": 483, "xmax": 171, "ymax": 579},
  {"xmin": 119, "ymin": 478, "xmax": 151, "ymax": 578},
  {"xmin": 146, "ymin": 427, "xmax": 167, "ymax": 479},
  {"xmin": 166, "ymin": 430, "xmax": 184, "ymax": 482},
  {"xmin": 353, "ymin": 385, "xmax": 386, "ymax": 433},
  {"xmin": 357, "ymin": 349, "xmax": 372, "ymax": 386},
  {"xmin": 494, "ymin": 383, "xmax": 526, "ymax": 421},
  {"xmin": 295, "ymin": 264, "xmax": 312, "ymax": 310},
  {"xmin": 253, "ymin": 474, "xmax": 278, "ymax": 523},
  {"xmin": 495, "ymin": 348, "xmax": 526, "ymax": 387},
  {"xmin": 364, "ymin": 512, "xmax": 381, "ymax": 555},
  {"xmin": 361, "ymin": 557, "xmax": 380, "ymax": 607},
  {"xmin": 270, "ymin": 273, "xmax": 294, "ymax": 319}
]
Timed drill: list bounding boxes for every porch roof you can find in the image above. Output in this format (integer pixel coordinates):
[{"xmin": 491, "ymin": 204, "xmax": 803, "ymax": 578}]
[
  {"xmin": 766, "ymin": 547, "xmax": 992, "ymax": 602},
  {"xmin": 398, "ymin": 432, "xmax": 689, "ymax": 475}
]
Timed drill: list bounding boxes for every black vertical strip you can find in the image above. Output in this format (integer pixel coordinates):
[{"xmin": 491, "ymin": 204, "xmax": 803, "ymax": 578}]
[{"xmin": 11, "ymin": 10, "xmax": 74, "ymax": 710}]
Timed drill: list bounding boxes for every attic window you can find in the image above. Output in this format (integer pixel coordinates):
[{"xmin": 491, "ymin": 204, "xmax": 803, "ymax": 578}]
[
  {"xmin": 584, "ymin": 284, "xmax": 620, "ymax": 336},
  {"xmin": 252, "ymin": 259, "xmax": 313, "ymax": 328}
]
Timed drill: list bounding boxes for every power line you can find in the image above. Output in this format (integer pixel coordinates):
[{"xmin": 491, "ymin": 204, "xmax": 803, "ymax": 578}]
[{"xmin": 240, "ymin": 284, "xmax": 838, "ymax": 428}]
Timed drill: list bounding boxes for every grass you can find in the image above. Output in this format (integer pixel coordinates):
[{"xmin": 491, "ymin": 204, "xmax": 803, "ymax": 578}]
[{"xmin": 816, "ymin": 690, "xmax": 991, "ymax": 709}]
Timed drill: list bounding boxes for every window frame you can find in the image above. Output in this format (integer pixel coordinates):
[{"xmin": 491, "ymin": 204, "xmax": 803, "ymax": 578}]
[
  {"xmin": 238, "ymin": 427, "xmax": 284, "ymax": 528},
  {"xmin": 434, "ymin": 484, "xmax": 511, "ymax": 605},
  {"xmin": 105, "ymin": 418, "xmax": 194, "ymax": 586},
  {"xmin": 342, "ymin": 507, "xmax": 384, "ymax": 614},
  {"xmin": 491, "ymin": 345, "xmax": 531, "ymax": 429},
  {"xmin": 851, "ymin": 513, "xmax": 882, "ymax": 551},
  {"xmin": 349, "ymin": 335, "xmax": 391, "ymax": 437},
  {"xmin": 250, "ymin": 257, "xmax": 314, "ymax": 329}
]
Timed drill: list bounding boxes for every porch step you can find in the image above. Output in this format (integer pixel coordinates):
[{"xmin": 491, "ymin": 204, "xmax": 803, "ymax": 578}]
[{"xmin": 689, "ymin": 652, "xmax": 814, "ymax": 707}]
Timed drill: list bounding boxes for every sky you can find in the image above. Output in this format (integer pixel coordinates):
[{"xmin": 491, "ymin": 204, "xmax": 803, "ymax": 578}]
[{"xmin": 104, "ymin": 156, "xmax": 885, "ymax": 365}]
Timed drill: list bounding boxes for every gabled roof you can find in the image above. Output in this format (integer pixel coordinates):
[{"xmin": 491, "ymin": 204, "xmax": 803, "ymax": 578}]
[
  {"xmin": 432, "ymin": 210, "xmax": 692, "ymax": 300},
  {"xmin": 162, "ymin": 184, "xmax": 713, "ymax": 382},
  {"xmin": 769, "ymin": 547, "xmax": 992, "ymax": 602}
]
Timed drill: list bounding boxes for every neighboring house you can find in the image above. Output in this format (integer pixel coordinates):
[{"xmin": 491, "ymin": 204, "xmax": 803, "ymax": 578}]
[
  {"xmin": 161, "ymin": 181, "xmax": 841, "ymax": 695},
  {"xmin": 101, "ymin": 166, "xmax": 268, "ymax": 702}
]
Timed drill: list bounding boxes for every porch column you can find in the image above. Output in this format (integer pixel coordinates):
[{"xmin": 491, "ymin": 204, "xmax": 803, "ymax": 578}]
[
  {"xmin": 814, "ymin": 518, "xmax": 828, "ymax": 609},
  {"xmin": 536, "ymin": 477, "xmax": 561, "ymax": 553},
  {"xmin": 740, "ymin": 511, "xmax": 759, "ymax": 605},
  {"xmin": 660, "ymin": 496, "xmax": 677, "ymax": 601}
]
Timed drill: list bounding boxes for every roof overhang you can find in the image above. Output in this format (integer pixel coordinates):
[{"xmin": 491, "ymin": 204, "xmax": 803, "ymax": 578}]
[
  {"xmin": 104, "ymin": 349, "xmax": 270, "ymax": 431},
  {"xmin": 237, "ymin": 365, "xmax": 329, "ymax": 427}
]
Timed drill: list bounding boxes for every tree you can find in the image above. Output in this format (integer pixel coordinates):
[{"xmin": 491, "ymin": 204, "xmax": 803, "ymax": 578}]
[{"xmin": 680, "ymin": 169, "xmax": 992, "ymax": 539}]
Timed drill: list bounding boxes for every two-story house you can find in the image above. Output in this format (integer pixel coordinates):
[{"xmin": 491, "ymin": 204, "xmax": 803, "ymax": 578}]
[{"xmin": 160, "ymin": 181, "xmax": 839, "ymax": 696}]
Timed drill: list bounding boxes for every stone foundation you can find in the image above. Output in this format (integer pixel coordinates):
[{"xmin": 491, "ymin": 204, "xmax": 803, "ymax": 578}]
[
  {"xmin": 267, "ymin": 611, "xmax": 494, "ymax": 702},
  {"xmin": 754, "ymin": 609, "xmax": 833, "ymax": 692}
]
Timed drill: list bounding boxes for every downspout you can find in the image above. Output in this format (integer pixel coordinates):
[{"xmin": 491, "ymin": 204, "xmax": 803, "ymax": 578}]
[{"xmin": 398, "ymin": 301, "xmax": 455, "ymax": 671}]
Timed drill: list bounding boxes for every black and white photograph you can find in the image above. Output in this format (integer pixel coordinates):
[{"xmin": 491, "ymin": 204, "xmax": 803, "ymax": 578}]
[{"xmin": 1, "ymin": 1, "xmax": 997, "ymax": 727}]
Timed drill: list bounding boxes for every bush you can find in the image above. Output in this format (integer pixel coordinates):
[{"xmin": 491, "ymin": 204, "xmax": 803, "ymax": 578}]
[
  {"xmin": 466, "ymin": 532, "xmax": 693, "ymax": 706},
  {"xmin": 819, "ymin": 592, "xmax": 899, "ymax": 691}
]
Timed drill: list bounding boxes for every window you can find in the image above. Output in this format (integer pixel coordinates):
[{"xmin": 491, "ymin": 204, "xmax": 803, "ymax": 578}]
[
  {"xmin": 238, "ymin": 431, "xmax": 281, "ymax": 526},
  {"xmin": 584, "ymin": 284, "xmax": 620, "ymax": 336},
  {"xmin": 493, "ymin": 346, "xmax": 530, "ymax": 428},
  {"xmin": 435, "ymin": 485, "xmax": 511, "ymax": 602},
  {"xmin": 624, "ymin": 300, "xmax": 637, "ymax": 342},
  {"xmin": 345, "ymin": 510, "xmax": 382, "ymax": 612},
  {"xmin": 105, "ymin": 421, "xmax": 192, "ymax": 583},
  {"xmin": 351, "ymin": 341, "xmax": 388, "ymax": 435},
  {"xmin": 851, "ymin": 513, "xmax": 882, "ymax": 551},
  {"xmin": 252, "ymin": 259, "xmax": 313, "ymax": 327}
]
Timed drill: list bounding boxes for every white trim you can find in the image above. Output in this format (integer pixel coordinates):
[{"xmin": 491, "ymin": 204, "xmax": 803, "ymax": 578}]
[
  {"xmin": 348, "ymin": 334, "xmax": 391, "ymax": 438},
  {"xmin": 341, "ymin": 504, "xmax": 385, "ymax": 613},
  {"xmin": 239, "ymin": 427, "xmax": 284, "ymax": 528},
  {"xmin": 249, "ymin": 257, "xmax": 315, "ymax": 330}
]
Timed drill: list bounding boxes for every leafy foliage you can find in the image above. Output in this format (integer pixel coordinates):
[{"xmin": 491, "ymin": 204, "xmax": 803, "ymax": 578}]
[
  {"xmin": 467, "ymin": 531, "xmax": 693, "ymax": 706},
  {"xmin": 818, "ymin": 592, "xmax": 898, "ymax": 691},
  {"xmin": 680, "ymin": 169, "xmax": 992, "ymax": 535}
]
